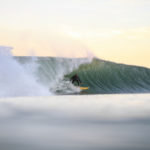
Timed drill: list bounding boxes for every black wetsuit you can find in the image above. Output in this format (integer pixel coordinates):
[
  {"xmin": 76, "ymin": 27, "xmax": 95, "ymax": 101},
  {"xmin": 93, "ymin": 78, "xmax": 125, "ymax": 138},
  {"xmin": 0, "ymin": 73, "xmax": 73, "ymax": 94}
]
[{"xmin": 70, "ymin": 74, "xmax": 82, "ymax": 86}]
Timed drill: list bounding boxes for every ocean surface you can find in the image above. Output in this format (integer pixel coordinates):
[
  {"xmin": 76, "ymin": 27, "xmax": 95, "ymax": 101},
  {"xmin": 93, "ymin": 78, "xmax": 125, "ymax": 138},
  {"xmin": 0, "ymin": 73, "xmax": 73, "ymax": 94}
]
[
  {"xmin": 0, "ymin": 47, "xmax": 150, "ymax": 150},
  {"xmin": 0, "ymin": 94, "xmax": 150, "ymax": 150}
]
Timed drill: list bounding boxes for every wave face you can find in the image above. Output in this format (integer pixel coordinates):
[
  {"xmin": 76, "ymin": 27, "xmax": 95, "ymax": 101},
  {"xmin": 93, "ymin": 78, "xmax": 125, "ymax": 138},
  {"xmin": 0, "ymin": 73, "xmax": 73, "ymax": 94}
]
[
  {"xmin": 16, "ymin": 57, "xmax": 150, "ymax": 95},
  {"xmin": 66, "ymin": 58, "xmax": 150, "ymax": 94}
]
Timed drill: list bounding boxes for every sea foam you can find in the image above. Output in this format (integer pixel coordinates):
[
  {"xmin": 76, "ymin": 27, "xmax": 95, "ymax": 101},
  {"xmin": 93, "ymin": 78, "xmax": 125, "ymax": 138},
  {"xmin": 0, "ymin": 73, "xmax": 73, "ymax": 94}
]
[{"xmin": 0, "ymin": 46, "xmax": 50, "ymax": 97}]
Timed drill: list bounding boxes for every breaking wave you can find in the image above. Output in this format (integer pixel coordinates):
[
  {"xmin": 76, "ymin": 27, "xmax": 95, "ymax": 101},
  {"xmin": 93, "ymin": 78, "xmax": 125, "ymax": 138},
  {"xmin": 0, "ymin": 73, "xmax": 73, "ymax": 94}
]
[{"xmin": 1, "ymin": 46, "xmax": 150, "ymax": 97}]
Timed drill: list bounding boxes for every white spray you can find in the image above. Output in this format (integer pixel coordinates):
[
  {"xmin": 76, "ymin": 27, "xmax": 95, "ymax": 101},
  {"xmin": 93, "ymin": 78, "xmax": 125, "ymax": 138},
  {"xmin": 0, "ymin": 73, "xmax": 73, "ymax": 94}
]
[{"xmin": 0, "ymin": 46, "xmax": 50, "ymax": 97}]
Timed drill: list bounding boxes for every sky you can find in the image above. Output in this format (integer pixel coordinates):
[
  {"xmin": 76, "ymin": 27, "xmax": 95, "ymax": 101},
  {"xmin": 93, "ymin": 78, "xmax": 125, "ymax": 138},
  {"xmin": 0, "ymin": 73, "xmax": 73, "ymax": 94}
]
[{"xmin": 0, "ymin": 0, "xmax": 150, "ymax": 67}]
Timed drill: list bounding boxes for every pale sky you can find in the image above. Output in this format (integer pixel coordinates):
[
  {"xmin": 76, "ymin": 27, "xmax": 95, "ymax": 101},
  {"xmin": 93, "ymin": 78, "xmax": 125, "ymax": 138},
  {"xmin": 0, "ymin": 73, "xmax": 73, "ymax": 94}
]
[{"xmin": 0, "ymin": 0, "xmax": 150, "ymax": 67}]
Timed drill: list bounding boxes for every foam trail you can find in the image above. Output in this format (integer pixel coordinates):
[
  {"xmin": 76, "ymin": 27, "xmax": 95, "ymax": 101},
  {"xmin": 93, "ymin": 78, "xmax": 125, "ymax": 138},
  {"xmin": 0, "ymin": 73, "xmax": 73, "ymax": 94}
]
[{"xmin": 0, "ymin": 46, "xmax": 50, "ymax": 97}]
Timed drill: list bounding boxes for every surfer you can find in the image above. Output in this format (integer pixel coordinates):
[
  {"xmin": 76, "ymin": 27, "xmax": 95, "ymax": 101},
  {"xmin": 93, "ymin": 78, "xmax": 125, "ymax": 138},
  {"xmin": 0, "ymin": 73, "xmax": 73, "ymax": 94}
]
[{"xmin": 70, "ymin": 74, "xmax": 82, "ymax": 86}]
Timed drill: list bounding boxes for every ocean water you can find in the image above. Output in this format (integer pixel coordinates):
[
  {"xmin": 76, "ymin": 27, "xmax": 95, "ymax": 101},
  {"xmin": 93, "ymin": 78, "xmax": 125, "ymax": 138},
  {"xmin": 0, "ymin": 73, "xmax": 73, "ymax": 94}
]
[
  {"xmin": 0, "ymin": 94, "xmax": 150, "ymax": 150},
  {"xmin": 0, "ymin": 46, "xmax": 150, "ymax": 150}
]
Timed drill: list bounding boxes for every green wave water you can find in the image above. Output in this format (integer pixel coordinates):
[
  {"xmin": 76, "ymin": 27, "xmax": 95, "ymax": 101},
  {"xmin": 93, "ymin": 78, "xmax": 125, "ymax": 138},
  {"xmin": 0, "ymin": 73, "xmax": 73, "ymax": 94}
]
[{"xmin": 66, "ymin": 58, "xmax": 150, "ymax": 94}]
